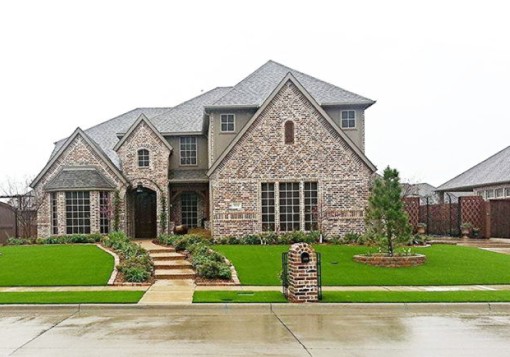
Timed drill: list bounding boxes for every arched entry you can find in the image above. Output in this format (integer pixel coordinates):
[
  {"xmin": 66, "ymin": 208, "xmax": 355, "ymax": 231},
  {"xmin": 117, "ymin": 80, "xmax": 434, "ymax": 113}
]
[{"xmin": 135, "ymin": 187, "xmax": 157, "ymax": 238}]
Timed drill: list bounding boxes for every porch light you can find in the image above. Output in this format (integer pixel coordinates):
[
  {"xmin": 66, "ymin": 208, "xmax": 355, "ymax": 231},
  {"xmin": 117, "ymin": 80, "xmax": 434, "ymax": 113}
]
[{"xmin": 136, "ymin": 183, "xmax": 144, "ymax": 193}]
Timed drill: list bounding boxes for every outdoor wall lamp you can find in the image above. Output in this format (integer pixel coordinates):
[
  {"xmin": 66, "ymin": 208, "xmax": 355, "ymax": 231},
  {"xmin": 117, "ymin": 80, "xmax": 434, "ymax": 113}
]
[{"xmin": 136, "ymin": 183, "xmax": 143, "ymax": 193}]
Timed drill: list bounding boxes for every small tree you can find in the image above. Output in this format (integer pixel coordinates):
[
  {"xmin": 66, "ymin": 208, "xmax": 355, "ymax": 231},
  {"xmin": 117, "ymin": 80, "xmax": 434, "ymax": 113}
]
[{"xmin": 365, "ymin": 167, "xmax": 412, "ymax": 256}]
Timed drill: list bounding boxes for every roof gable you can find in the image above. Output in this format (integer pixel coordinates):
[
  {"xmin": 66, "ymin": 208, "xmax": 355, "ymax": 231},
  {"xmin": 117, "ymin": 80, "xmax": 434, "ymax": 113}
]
[
  {"xmin": 209, "ymin": 60, "xmax": 375, "ymax": 108},
  {"xmin": 45, "ymin": 167, "xmax": 116, "ymax": 191},
  {"xmin": 31, "ymin": 128, "xmax": 126, "ymax": 188},
  {"xmin": 113, "ymin": 114, "xmax": 173, "ymax": 152},
  {"xmin": 207, "ymin": 73, "xmax": 377, "ymax": 176}
]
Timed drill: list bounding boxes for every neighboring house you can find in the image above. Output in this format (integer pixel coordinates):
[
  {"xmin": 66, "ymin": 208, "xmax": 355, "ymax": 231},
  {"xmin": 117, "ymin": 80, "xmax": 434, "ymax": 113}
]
[
  {"xmin": 402, "ymin": 183, "xmax": 469, "ymax": 205},
  {"xmin": 31, "ymin": 60, "xmax": 377, "ymax": 239},
  {"xmin": 437, "ymin": 145, "xmax": 510, "ymax": 200}
]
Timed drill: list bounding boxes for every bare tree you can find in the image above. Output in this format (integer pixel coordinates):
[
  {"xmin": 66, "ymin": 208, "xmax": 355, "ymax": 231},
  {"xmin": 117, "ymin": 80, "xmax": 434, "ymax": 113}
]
[{"xmin": 0, "ymin": 177, "xmax": 43, "ymax": 238}]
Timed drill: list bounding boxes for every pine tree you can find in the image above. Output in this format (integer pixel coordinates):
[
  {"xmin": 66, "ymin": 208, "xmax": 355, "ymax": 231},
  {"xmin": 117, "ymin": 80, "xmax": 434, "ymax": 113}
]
[{"xmin": 365, "ymin": 167, "xmax": 412, "ymax": 256}]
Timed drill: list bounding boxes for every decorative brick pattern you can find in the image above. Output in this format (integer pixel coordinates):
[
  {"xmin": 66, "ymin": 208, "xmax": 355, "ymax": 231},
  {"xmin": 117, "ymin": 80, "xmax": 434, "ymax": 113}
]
[
  {"xmin": 287, "ymin": 243, "xmax": 319, "ymax": 303},
  {"xmin": 116, "ymin": 120, "xmax": 171, "ymax": 236},
  {"xmin": 210, "ymin": 80, "xmax": 373, "ymax": 238},
  {"xmin": 353, "ymin": 254, "xmax": 426, "ymax": 267}
]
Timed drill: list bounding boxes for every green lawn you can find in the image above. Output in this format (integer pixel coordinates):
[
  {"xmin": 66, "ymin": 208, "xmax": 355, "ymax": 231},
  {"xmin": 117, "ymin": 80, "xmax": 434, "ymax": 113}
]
[
  {"xmin": 0, "ymin": 291, "xmax": 144, "ymax": 304},
  {"xmin": 213, "ymin": 244, "xmax": 510, "ymax": 286},
  {"xmin": 193, "ymin": 290, "xmax": 510, "ymax": 303},
  {"xmin": 193, "ymin": 291, "xmax": 287, "ymax": 303},
  {"xmin": 0, "ymin": 245, "xmax": 114, "ymax": 286}
]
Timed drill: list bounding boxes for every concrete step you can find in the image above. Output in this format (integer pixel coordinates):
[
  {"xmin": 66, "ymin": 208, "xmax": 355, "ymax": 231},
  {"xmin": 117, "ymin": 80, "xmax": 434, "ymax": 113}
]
[
  {"xmin": 150, "ymin": 252, "xmax": 186, "ymax": 261},
  {"xmin": 153, "ymin": 260, "xmax": 193, "ymax": 269},
  {"xmin": 146, "ymin": 247, "xmax": 176, "ymax": 253},
  {"xmin": 154, "ymin": 269, "xmax": 196, "ymax": 280}
]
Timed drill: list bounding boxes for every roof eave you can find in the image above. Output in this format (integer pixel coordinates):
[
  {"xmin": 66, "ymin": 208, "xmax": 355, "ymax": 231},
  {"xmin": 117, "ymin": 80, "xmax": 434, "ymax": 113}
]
[{"xmin": 437, "ymin": 180, "xmax": 510, "ymax": 193}]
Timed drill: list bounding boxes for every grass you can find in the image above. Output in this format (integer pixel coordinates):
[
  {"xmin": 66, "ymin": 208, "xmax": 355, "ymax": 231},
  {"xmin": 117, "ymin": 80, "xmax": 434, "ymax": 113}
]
[
  {"xmin": 193, "ymin": 291, "xmax": 287, "ymax": 303},
  {"xmin": 193, "ymin": 290, "xmax": 510, "ymax": 303},
  {"xmin": 213, "ymin": 244, "xmax": 510, "ymax": 286},
  {"xmin": 0, "ymin": 245, "xmax": 114, "ymax": 286},
  {"xmin": 0, "ymin": 291, "xmax": 145, "ymax": 304}
]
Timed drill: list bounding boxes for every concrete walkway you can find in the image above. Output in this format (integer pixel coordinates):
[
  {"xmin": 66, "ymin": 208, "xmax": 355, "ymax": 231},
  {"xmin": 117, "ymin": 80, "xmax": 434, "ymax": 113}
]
[{"xmin": 138, "ymin": 279, "xmax": 195, "ymax": 304}]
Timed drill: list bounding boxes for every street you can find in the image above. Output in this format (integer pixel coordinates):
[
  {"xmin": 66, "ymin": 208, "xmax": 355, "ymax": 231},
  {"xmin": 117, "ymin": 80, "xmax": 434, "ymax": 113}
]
[{"xmin": 1, "ymin": 304, "xmax": 510, "ymax": 356}]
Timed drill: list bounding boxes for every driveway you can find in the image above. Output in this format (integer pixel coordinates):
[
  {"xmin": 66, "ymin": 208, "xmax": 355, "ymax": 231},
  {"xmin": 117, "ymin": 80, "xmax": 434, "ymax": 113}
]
[{"xmin": 1, "ymin": 304, "xmax": 510, "ymax": 356}]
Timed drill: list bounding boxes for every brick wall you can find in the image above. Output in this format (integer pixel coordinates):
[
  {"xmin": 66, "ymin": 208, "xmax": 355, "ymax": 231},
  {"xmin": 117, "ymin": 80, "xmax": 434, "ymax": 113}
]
[{"xmin": 210, "ymin": 80, "xmax": 373, "ymax": 238}]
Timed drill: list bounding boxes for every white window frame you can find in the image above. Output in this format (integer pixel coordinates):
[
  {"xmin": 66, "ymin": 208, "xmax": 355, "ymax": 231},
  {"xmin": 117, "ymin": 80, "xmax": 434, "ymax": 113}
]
[
  {"xmin": 137, "ymin": 148, "xmax": 150, "ymax": 168},
  {"xmin": 180, "ymin": 137, "xmax": 198, "ymax": 166},
  {"xmin": 341, "ymin": 110, "xmax": 356, "ymax": 129},
  {"xmin": 220, "ymin": 114, "xmax": 236, "ymax": 133},
  {"xmin": 496, "ymin": 188, "xmax": 504, "ymax": 198},
  {"xmin": 486, "ymin": 189, "xmax": 495, "ymax": 199},
  {"xmin": 506, "ymin": 188, "xmax": 510, "ymax": 197}
]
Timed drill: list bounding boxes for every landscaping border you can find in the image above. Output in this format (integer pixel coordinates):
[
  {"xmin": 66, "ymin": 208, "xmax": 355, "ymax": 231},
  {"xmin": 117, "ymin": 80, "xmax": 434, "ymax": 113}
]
[{"xmin": 353, "ymin": 254, "xmax": 426, "ymax": 267}]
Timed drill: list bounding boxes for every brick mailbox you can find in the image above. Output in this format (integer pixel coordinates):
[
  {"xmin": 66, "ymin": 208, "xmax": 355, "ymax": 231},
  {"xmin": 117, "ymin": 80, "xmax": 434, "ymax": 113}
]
[{"xmin": 284, "ymin": 243, "xmax": 321, "ymax": 303}]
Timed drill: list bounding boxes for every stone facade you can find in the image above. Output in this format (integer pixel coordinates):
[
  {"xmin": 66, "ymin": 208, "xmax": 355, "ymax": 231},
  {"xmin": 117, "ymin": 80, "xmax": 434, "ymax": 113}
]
[
  {"xmin": 210, "ymin": 80, "xmax": 373, "ymax": 238},
  {"xmin": 116, "ymin": 120, "xmax": 171, "ymax": 236},
  {"xmin": 33, "ymin": 133, "xmax": 125, "ymax": 237}
]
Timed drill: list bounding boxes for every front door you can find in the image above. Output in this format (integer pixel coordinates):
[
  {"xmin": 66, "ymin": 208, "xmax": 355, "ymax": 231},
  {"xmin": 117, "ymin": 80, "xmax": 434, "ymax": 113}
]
[
  {"xmin": 135, "ymin": 188, "xmax": 157, "ymax": 238},
  {"xmin": 181, "ymin": 192, "xmax": 198, "ymax": 227}
]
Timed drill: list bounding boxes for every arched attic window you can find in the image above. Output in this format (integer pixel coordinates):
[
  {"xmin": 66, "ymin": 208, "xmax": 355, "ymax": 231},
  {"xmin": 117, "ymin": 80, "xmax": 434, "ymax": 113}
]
[
  {"xmin": 284, "ymin": 121, "xmax": 295, "ymax": 144},
  {"xmin": 138, "ymin": 149, "xmax": 150, "ymax": 167}
]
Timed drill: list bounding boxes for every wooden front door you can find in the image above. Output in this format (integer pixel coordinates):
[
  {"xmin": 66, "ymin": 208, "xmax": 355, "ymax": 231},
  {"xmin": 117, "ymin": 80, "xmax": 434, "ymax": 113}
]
[
  {"xmin": 135, "ymin": 189, "xmax": 157, "ymax": 238},
  {"xmin": 490, "ymin": 199, "xmax": 510, "ymax": 238}
]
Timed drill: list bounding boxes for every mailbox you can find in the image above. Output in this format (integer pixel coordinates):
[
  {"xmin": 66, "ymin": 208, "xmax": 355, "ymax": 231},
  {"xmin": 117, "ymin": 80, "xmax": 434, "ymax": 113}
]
[{"xmin": 301, "ymin": 252, "xmax": 310, "ymax": 263}]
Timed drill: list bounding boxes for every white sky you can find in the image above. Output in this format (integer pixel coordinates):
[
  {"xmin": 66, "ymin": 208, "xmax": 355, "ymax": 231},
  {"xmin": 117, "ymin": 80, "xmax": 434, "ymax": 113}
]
[{"xmin": 0, "ymin": 0, "xmax": 509, "ymax": 191}]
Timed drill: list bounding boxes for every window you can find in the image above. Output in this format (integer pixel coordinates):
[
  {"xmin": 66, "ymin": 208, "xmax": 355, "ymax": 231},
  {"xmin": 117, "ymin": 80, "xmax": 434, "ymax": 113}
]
[
  {"xmin": 51, "ymin": 193, "xmax": 58, "ymax": 235},
  {"xmin": 304, "ymin": 182, "xmax": 318, "ymax": 231},
  {"xmin": 180, "ymin": 137, "xmax": 197, "ymax": 165},
  {"xmin": 486, "ymin": 190, "xmax": 494, "ymax": 199},
  {"xmin": 496, "ymin": 188, "xmax": 504, "ymax": 198},
  {"xmin": 284, "ymin": 121, "xmax": 294, "ymax": 144},
  {"xmin": 279, "ymin": 182, "xmax": 300, "ymax": 231},
  {"xmin": 261, "ymin": 183, "xmax": 275, "ymax": 231},
  {"xmin": 181, "ymin": 192, "xmax": 198, "ymax": 227},
  {"xmin": 65, "ymin": 191, "xmax": 90, "ymax": 234},
  {"xmin": 478, "ymin": 191, "xmax": 486, "ymax": 199},
  {"xmin": 138, "ymin": 149, "xmax": 149, "ymax": 167},
  {"xmin": 220, "ymin": 114, "xmax": 235, "ymax": 132},
  {"xmin": 506, "ymin": 188, "xmax": 510, "ymax": 197},
  {"xmin": 99, "ymin": 191, "xmax": 110, "ymax": 234},
  {"xmin": 341, "ymin": 110, "xmax": 356, "ymax": 128}
]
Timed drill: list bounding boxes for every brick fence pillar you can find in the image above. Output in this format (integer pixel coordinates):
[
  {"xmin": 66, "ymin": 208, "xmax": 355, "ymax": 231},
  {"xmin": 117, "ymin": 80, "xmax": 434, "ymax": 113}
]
[{"xmin": 287, "ymin": 243, "xmax": 319, "ymax": 303}]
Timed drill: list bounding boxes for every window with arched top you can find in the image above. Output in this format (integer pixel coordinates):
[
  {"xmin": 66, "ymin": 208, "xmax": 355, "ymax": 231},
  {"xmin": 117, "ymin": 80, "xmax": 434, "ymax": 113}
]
[
  {"xmin": 138, "ymin": 149, "xmax": 149, "ymax": 167},
  {"xmin": 284, "ymin": 121, "xmax": 295, "ymax": 144}
]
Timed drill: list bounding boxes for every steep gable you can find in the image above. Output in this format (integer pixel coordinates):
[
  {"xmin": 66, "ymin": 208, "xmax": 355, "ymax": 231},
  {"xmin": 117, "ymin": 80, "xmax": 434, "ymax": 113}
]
[{"xmin": 208, "ymin": 74, "xmax": 376, "ymax": 178}]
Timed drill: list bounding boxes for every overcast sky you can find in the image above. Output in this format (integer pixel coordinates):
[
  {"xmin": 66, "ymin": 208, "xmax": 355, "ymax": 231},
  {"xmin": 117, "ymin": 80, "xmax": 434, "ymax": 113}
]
[{"xmin": 0, "ymin": 0, "xmax": 509, "ymax": 192}]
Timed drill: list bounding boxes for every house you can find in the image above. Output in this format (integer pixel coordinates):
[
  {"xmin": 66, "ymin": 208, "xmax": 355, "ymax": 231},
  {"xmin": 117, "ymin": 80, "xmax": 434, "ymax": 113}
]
[
  {"xmin": 402, "ymin": 183, "xmax": 469, "ymax": 205},
  {"xmin": 31, "ymin": 60, "xmax": 377, "ymax": 239},
  {"xmin": 436, "ymin": 145, "xmax": 510, "ymax": 200}
]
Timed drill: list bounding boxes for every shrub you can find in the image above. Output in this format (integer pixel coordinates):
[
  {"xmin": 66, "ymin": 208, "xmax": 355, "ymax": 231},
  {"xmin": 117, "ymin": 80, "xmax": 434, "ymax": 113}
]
[
  {"xmin": 343, "ymin": 232, "xmax": 362, "ymax": 244},
  {"xmin": 121, "ymin": 266, "xmax": 150, "ymax": 283},
  {"xmin": 239, "ymin": 234, "xmax": 261, "ymax": 245},
  {"xmin": 196, "ymin": 260, "xmax": 231, "ymax": 280},
  {"xmin": 158, "ymin": 234, "xmax": 179, "ymax": 246},
  {"xmin": 6, "ymin": 237, "xmax": 31, "ymax": 245},
  {"xmin": 173, "ymin": 234, "xmax": 208, "ymax": 252}
]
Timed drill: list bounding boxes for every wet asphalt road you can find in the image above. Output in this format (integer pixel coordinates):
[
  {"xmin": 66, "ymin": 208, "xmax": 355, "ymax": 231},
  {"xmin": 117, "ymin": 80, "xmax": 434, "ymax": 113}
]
[{"xmin": 1, "ymin": 304, "xmax": 510, "ymax": 356}]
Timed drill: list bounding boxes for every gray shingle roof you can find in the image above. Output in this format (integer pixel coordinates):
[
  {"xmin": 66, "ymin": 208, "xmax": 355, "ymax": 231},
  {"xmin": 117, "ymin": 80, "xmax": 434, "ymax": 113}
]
[
  {"xmin": 45, "ymin": 167, "xmax": 116, "ymax": 191},
  {"xmin": 150, "ymin": 87, "xmax": 232, "ymax": 133},
  {"xmin": 169, "ymin": 170, "xmax": 208, "ymax": 183},
  {"xmin": 210, "ymin": 60, "xmax": 375, "ymax": 107},
  {"xmin": 437, "ymin": 146, "xmax": 510, "ymax": 191}
]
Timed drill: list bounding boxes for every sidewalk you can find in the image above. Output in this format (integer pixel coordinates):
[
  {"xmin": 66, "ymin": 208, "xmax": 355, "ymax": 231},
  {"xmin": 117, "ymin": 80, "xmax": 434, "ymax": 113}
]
[{"xmin": 0, "ymin": 286, "xmax": 148, "ymax": 292}]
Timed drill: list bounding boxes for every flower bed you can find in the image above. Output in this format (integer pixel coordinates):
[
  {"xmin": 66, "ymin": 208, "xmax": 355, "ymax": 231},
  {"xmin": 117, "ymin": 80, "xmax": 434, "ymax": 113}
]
[{"xmin": 353, "ymin": 253, "xmax": 426, "ymax": 268}]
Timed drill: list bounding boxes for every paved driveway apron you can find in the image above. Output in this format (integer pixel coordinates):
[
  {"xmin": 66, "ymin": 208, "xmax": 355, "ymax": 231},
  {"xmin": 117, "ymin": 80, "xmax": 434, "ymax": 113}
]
[{"xmin": 1, "ymin": 304, "xmax": 510, "ymax": 356}]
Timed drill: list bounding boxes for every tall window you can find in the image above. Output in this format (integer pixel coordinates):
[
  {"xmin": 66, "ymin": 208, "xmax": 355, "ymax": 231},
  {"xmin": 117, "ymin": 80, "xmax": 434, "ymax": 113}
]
[
  {"xmin": 181, "ymin": 192, "xmax": 198, "ymax": 227},
  {"xmin": 65, "ymin": 191, "xmax": 90, "ymax": 234},
  {"xmin": 99, "ymin": 191, "xmax": 110, "ymax": 234},
  {"xmin": 220, "ymin": 114, "xmax": 235, "ymax": 132},
  {"xmin": 279, "ymin": 182, "xmax": 300, "ymax": 231},
  {"xmin": 304, "ymin": 182, "xmax": 318, "ymax": 231},
  {"xmin": 341, "ymin": 110, "xmax": 356, "ymax": 128},
  {"xmin": 51, "ymin": 193, "xmax": 58, "ymax": 235},
  {"xmin": 261, "ymin": 183, "xmax": 275, "ymax": 231},
  {"xmin": 138, "ymin": 149, "xmax": 149, "ymax": 167},
  {"xmin": 496, "ymin": 188, "xmax": 504, "ymax": 198},
  {"xmin": 180, "ymin": 137, "xmax": 197, "ymax": 165},
  {"xmin": 284, "ymin": 121, "xmax": 294, "ymax": 144}
]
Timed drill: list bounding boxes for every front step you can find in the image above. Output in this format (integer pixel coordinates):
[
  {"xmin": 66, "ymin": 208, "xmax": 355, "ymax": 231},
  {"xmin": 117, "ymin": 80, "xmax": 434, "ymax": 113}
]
[
  {"xmin": 154, "ymin": 260, "xmax": 193, "ymax": 270},
  {"xmin": 151, "ymin": 252, "xmax": 186, "ymax": 261},
  {"xmin": 155, "ymin": 269, "xmax": 196, "ymax": 280},
  {"xmin": 146, "ymin": 247, "xmax": 176, "ymax": 253}
]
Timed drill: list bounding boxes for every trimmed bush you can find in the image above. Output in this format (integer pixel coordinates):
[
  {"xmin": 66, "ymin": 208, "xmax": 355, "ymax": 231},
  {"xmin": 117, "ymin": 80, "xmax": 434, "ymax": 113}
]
[
  {"xmin": 6, "ymin": 237, "xmax": 31, "ymax": 245},
  {"xmin": 214, "ymin": 231, "xmax": 321, "ymax": 245},
  {"xmin": 121, "ymin": 266, "xmax": 151, "ymax": 282},
  {"xmin": 173, "ymin": 234, "xmax": 208, "ymax": 252},
  {"xmin": 158, "ymin": 234, "xmax": 179, "ymax": 246}
]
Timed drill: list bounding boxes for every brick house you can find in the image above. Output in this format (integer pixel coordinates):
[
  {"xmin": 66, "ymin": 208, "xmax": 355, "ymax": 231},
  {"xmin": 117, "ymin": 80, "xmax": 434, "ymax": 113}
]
[{"xmin": 31, "ymin": 61, "xmax": 377, "ymax": 239}]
